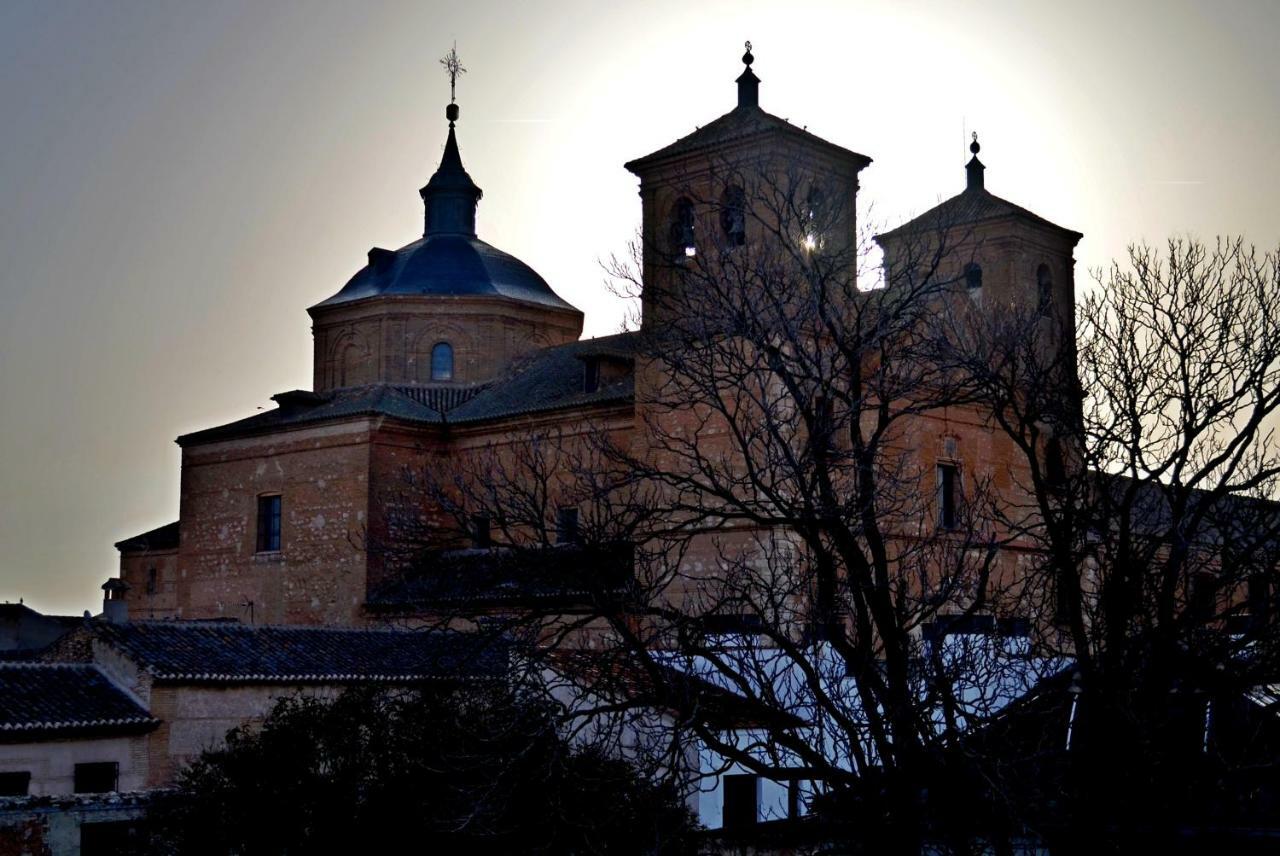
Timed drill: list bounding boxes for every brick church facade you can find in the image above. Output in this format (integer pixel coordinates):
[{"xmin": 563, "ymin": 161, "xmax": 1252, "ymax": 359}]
[
  {"xmin": 4, "ymin": 45, "xmax": 1099, "ymax": 848},
  {"xmin": 112, "ymin": 48, "xmax": 1080, "ymax": 635}
]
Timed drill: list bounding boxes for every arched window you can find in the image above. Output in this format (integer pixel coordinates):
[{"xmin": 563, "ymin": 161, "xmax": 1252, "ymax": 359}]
[
  {"xmin": 964, "ymin": 262, "xmax": 983, "ymax": 290},
  {"xmin": 802, "ymin": 186, "xmax": 824, "ymax": 251},
  {"xmin": 720, "ymin": 185, "xmax": 747, "ymax": 247},
  {"xmin": 670, "ymin": 197, "xmax": 696, "ymax": 258},
  {"xmin": 430, "ymin": 342, "xmax": 454, "ymax": 381},
  {"xmin": 1037, "ymin": 263, "xmax": 1053, "ymax": 315}
]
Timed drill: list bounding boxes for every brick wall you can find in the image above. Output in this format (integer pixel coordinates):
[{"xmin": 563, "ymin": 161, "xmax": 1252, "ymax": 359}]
[
  {"xmin": 310, "ymin": 295, "xmax": 582, "ymax": 391},
  {"xmin": 174, "ymin": 421, "xmax": 375, "ymax": 626}
]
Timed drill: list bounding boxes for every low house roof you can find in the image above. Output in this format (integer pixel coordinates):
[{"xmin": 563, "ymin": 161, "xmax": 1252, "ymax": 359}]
[
  {"xmin": 93, "ymin": 621, "xmax": 507, "ymax": 685},
  {"xmin": 550, "ymin": 650, "xmax": 805, "ymax": 731},
  {"xmin": 0, "ymin": 663, "xmax": 157, "ymax": 740}
]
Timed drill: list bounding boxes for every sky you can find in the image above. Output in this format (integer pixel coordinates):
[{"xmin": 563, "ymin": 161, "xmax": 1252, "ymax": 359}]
[{"xmin": 1, "ymin": 0, "xmax": 1278, "ymax": 614}]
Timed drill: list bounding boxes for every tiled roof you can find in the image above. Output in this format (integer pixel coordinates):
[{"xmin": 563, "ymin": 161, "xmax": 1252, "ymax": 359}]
[
  {"xmin": 448, "ymin": 332, "xmax": 638, "ymax": 423},
  {"xmin": 875, "ymin": 187, "xmax": 1082, "ymax": 243},
  {"xmin": 625, "ymin": 105, "xmax": 871, "ymax": 174},
  {"xmin": 550, "ymin": 651, "xmax": 804, "ymax": 731},
  {"xmin": 177, "ymin": 332, "xmax": 639, "ymax": 446},
  {"xmin": 94, "ymin": 621, "xmax": 506, "ymax": 685},
  {"xmin": 114, "ymin": 521, "xmax": 180, "ymax": 553},
  {"xmin": 177, "ymin": 384, "xmax": 448, "ymax": 445},
  {"xmin": 0, "ymin": 663, "xmax": 156, "ymax": 739},
  {"xmin": 366, "ymin": 543, "xmax": 635, "ymax": 611}
]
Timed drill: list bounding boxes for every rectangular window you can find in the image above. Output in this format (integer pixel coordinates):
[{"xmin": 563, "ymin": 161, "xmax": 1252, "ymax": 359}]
[
  {"xmin": 938, "ymin": 463, "xmax": 960, "ymax": 529},
  {"xmin": 583, "ymin": 358, "xmax": 600, "ymax": 394},
  {"xmin": 145, "ymin": 566, "xmax": 158, "ymax": 595},
  {"xmin": 556, "ymin": 507, "xmax": 580, "ymax": 545},
  {"xmin": 80, "ymin": 821, "xmax": 143, "ymax": 855},
  {"xmin": 74, "ymin": 761, "xmax": 119, "ymax": 794},
  {"xmin": 1189, "ymin": 573, "xmax": 1217, "ymax": 623},
  {"xmin": 0, "ymin": 771, "xmax": 30, "ymax": 796},
  {"xmin": 470, "ymin": 514, "xmax": 491, "ymax": 549},
  {"xmin": 256, "ymin": 495, "xmax": 282, "ymax": 553},
  {"xmin": 1248, "ymin": 574, "xmax": 1271, "ymax": 626},
  {"xmin": 722, "ymin": 773, "xmax": 759, "ymax": 830}
]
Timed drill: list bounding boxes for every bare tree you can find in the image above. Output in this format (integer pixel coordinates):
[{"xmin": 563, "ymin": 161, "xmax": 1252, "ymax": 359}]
[
  {"xmin": 366, "ymin": 153, "xmax": 1066, "ymax": 854},
  {"xmin": 957, "ymin": 237, "xmax": 1280, "ymax": 851}
]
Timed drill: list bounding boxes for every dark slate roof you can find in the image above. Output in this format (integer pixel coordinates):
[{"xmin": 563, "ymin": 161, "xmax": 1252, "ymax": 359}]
[
  {"xmin": 625, "ymin": 104, "xmax": 871, "ymax": 174},
  {"xmin": 93, "ymin": 621, "xmax": 506, "ymax": 684},
  {"xmin": 178, "ymin": 384, "xmax": 453, "ymax": 445},
  {"xmin": 177, "ymin": 332, "xmax": 639, "ymax": 446},
  {"xmin": 114, "ymin": 521, "xmax": 180, "ymax": 553},
  {"xmin": 0, "ymin": 663, "xmax": 156, "ymax": 739},
  {"xmin": 310, "ymin": 234, "xmax": 580, "ymax": 314},
  {"xmin": 447, "ymin": 331, "xmax": 637, "ymax": 423},
  {"xmin": 550, "ymin": 651, "xmax": 805, "ymax": 731},
  {"xmin": 876, "ymin": 186, "xmax": 1082, "ymax": 243},
  {"xmin": 366, "ymin": 543, "xmax": 635, "ymax": 612}
]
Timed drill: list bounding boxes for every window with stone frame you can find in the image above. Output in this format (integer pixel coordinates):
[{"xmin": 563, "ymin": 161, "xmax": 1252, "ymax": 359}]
[
  {"xmin": 556, "ymin": 507, "xmax": 580, "ymax": 545},
  {"xmin": 470, "ymin": 514, "xmax": 492, "ymax": 549},
  {"xmin": 431, "ymin": 341, "xmax": 454, "ymax": 382},
  {"xmin": 256, "ymin": 494, "xmax": 282, "ymax": 553},
  {"xmin": 670, "ymin": 196, "xmax": 697, "ymax": 259},
  {"xmin": 964, "ymin": 262, "xmax": 983, "ymax": 290},
  {"xmin": 720, "ymin": 185, "xmax": 747, "ymax": 248},
  {"xmin": 1037, "ymin": 263, "xmax": 1054, "ymax": 315},
  {"xmin": 937, "ymin": 462, "xmax": 961, "ymax": 530}
]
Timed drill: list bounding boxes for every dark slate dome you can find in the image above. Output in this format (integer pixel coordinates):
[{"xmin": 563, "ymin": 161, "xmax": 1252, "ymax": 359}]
[
  {"xmin": 313, "ymin": 100, "xmax": 577, "ymax": 314},
  {"xmin": 313, "ymin": 234, "xmax": 576, "ymax": 311}
]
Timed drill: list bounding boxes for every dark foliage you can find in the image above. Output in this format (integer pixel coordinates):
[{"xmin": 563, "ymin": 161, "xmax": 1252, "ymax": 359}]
[{"xmin": 146, "ymin": 686, "xmax": 700, "ymax": 855}]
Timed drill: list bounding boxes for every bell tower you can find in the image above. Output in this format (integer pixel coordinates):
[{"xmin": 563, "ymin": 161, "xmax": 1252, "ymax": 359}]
[
  {"xmin": 875, "ymin": 133, "xmax": 1082, "ymax": 349},
  {"xmin": 624, "ymin": 44, "xmax": 872, "ymax": 332}
]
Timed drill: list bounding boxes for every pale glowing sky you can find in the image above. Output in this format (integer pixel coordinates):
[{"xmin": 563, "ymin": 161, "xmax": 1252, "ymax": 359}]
[{"xmin": 2, "ymin": 0, "xmax": 1278, "ymax": 613}]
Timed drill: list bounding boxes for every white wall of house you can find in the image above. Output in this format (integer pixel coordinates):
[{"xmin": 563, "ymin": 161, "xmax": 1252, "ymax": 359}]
[{"xmin": 0, "ymin": 735, "xmax": 148, "ymax": 796}]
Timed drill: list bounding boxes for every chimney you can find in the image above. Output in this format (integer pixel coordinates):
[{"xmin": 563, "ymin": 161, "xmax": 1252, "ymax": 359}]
[{"xmin": 101, "ymin": 578, "xmax": 129, "ymax": 625}]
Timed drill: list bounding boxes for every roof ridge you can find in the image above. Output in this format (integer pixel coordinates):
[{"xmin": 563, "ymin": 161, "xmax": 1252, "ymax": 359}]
[{"xmin": 118, "ymin": 619, "xmax": 468, "ymax": 636}]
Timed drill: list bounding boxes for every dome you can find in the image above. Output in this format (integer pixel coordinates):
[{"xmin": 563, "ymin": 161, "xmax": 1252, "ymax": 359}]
[{"xmin": 312, "ymin": 234, "xmax": 577, "ymax": 312}]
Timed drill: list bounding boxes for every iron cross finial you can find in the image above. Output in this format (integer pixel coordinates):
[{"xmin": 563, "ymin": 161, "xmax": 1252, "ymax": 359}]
[{"xmin": 441, "ymin": 43, "xmax": 466, "ymax": 105}]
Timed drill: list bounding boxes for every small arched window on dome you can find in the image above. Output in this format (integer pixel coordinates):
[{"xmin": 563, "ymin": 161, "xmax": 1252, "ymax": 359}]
[
  {"xmin": 964, "ymin": 263, "xmax": 983, "ymax": 290},
  {"xmin": 720, "ymin": 185, "xmax": 747, "ymax": 248},
  {"xmin": 430, "ymin": 342, "xmax": 454, "ymax": 382},
  {"xmin": 1036, "ymin": 263, "xmax": 1053, "ymax": 315},
  {"xmin": 670, "ymin": 197, "xmax": 697, "ymax": 259}
]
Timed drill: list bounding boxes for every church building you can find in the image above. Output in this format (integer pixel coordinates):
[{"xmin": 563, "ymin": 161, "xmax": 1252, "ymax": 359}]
[{"xmin": 111, "ymin": 46, "xmax": 1079, "ymax": 632}]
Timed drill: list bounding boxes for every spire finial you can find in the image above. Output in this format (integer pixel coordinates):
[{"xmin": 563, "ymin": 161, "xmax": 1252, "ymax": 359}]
[
  {"xmin": 736, "ymin": 40, "xmax": 760, "ymax": 109},
  {"xmin": 440, "ymin": 43, "xmax": 466, "ymax": 125},
  {"xmin": 965, "ymin": 131, "xmax": 985, "ymax": 192}
]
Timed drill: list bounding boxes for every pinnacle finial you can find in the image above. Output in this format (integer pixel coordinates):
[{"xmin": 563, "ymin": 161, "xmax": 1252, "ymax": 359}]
[
  {"xmin": 441, "ymin": 43, "xmax": 466, "ymax": 125},
  {"xmin": 736, "ymin": 40, "xmax": 759, "ymax": 109},
  {"xmin": 966, "ymin": 131, "xmax": 985, "ymax": 191}
]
